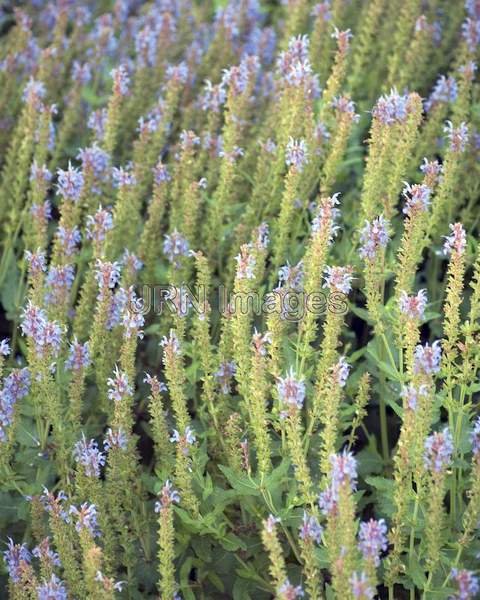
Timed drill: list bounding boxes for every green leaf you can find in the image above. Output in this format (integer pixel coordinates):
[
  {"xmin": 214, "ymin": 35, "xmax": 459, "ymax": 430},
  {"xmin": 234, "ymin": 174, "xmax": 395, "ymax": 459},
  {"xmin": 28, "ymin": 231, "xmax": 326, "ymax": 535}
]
[
  {"xmin": 408, "ymin": 554, "xmax": 427, "ymax": 588},
  {"xmin": 218, "ymin": 465, "xmax": 261, "ymax": 496}
]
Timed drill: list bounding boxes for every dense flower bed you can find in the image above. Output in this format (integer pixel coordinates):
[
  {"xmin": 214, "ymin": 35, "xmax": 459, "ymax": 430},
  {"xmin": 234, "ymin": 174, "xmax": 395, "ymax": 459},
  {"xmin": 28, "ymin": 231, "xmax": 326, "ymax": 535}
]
[{"xmin": 0, "ymin": 1, "xmax": 480, "ymax": 598}]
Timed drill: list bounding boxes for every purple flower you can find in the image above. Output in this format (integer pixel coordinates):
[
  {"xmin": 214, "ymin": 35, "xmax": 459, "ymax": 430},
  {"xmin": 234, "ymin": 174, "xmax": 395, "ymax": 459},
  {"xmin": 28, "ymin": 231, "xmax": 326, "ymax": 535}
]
[
  {"xmin": 318, "ymin": 450, "xmax": 357, "ymax": 517},
  {"xmin": 331, "ymin": 95, "xmax": 359, "ymax": 122},
  {"xmin": 137, "ymin": 108, "xmax": 162, "ymax": 136},
  {"xmin": 20, "ymin": 302, "xmax": 47, "ymax": 338},
  {"xmin": 2, "ymin": 369, "xmax": 30, "ymax": 404},
  {"xmin": 107, "ymin": 366, "xmax": 133, "ymax": 402},
  {"xmin": 77, "ymin": 144, "xmax": 110, "ymax": 187},
  {"xmin": 425, "ymin": 75, "xmax": 458, "ymax": 111},
  {"xmin": 121, "ymin": 249, "xmax": 143, "ymax": 274},
  {"xmin": 106, "ymin": 287, "xmax": 129, "ymax": 329},
  {"xmin": 170, "ymin": 426, "xmax": 196, "ymax": 455},
  {"xmin": 95, "ymin": 570, "xmax": 127, "ymax": 591},
  {"xmin": 450, "ymin": 568, "xmax": 480, "ymax": 600},
  {"xmin": 135, "ymin": 24, "xmax": 160, "ymax": 68},
  {"xmin": 39, "ymin": 487, "xmax": 68, "ymax": 521},
  {"xmin": 155, "ymin": 480, "xmax": 180, "ymax": 512},
  {"xmin": 286, "ymin": 35, "xmax": 310, "ymax": 61},
  {"xmin": 32, "ymin": 537, "xmax": 61, "ymax": 567},
  {"xmin": 402, "ymin": 183, "xmax": 431, "ymax": 216},
  {"xmin": 143, "ymin": 373, "xmax": 167, "ymax": 395},
  {"xmin": 420, "ymin": 158, "xmax": 442, "ymax": 181},
  {"xmin": 214, "ymin": 361, "xmax": 236, "ymax": 394},
  {"xmin": 443, "ymin": 223, "xmax": 467, "ymax": 256},
  {"xmin": 351, "ymin": 572, "xmax": 374, "ymax": 599},
  {"xmin": 121, "ymin": 288, "xmax": 145, "ymax": 338},
  {"xmin": 56, "ymin": 163, "xmax": 84, "ymax": 203},
  {"xmin": 73, "ymin": 434, "xmax": 106, "ymax": 477},
  {"xmin": 466, "ymin": 0, "xmax": 480, "ymax": 19},
  {"xmin": 424, "ymin": 427, "xmax": 454, "ymax": 473},
  {"xmin": 358, "ymin": 519, "xmax": 388, "ymax": 566},
  {"xmin": 298, "ymin": 511, "xmax": 323, "ymax": 544},
  {"xmin": 163, "ymin": 230, "xmax": 190, "ymax": 266},
  {"xmin": 359, "ymin": 216, "xmax": 390, "ymax": 260},
  {"xmin": 160, "ymin": 329, "xmax": 181, "ymax": 358},
  {"xmin": 3, "ymin": 538, "xmax": 31, "ymax": 583},
  {"xmin": 285, "ymin": 58, "xmax": 320, "ymax": 96},
  {"xmin": 264, "ymin": 514, "xmax": 281, "ymax": 534},
  {"xmin": 166, "ymin": 62, "xmax": 189, "ymax": 85},
  {"xmin": 87, "ymin": 109, "xmax": 108, "ymax": 141},
  {"xmin": 95, "ymin": 260, "xmax": 121, "ymax": 292},
  {"xmin": 462, "ymin": 17, "xmax": 480, "ymax": 52},
  {"xmin": 22, "ymin": 77, "xmax": 45, "ymax": 108},
  {"xmin": 72, "ymin": 60, "xmax": 91, "ymax": 85},
  {"xmin": 219, "ymin": 145, "xmax": 244, "ymax": 164},
  {"xmin": 331, "ymin": 356, "xmax": 350, "ymax": 388},
  {"xmin": 221, "ymin": 56, "xmax": 258, "ymax": 96},
  {"xmin": 112, "ymin": 166, "xmax": 136, "ymax": 188},
  {"xmin": 179, "ymin": 129, "xmax": 201, "ymax": 152},
  {"xmin": 69, "ymin": 503, "xmax": 100, "ymax": 537},
  {"xmin": 234, "ymin": 244, "xmax": 256, "ymax": 280},
  {"xmin": 104, "ymin": 427, "xmax": 128, "ymax": 452},
  {"xmin": 44, "ymin": 264, "xmax": 75, "ymax": 305},
  {"xmin": 278, "ymin": 261, "xmax": 304, "ymax": 291},
  {"xmin": 276, "ymin": 35, "xmax": 309, "ymax": 79},
  {"xmin": 277, "ymin": 369, "xmax": 305, "ymax": 417},
  {"xmin": 30, "ymin": 161, "xmax": 52, "ymax": 185},
  {"xmin": 55, "ymin": 226, "xmax": 81, "ymax": 257},
  {"xmin": 372, "ymin": 88, "xmax": 409, "ymax": 125},
  {"xmin": 332, "ymin": 27, "xmax": 352, "ymax": 53},
  {"xmin": 398, "ymin": 289, "xmax": 428, "ymax": 320},
  {"xmin": 203, "ymin": 132, "xmax": 223, "ymax": 157},
  {"xmin": 330, "ymin": 450, "xmax": 358, "ymax": 491},
  {"xmin": 24, "ymin": 250, "xmax": 47, "ymax": 279},
  {"xmin": 311, "ymin": 194, "xmax": 341, "ymax": 244},
  {"xmin": 413, "ymin": 341, "xmax": 442, "ymax": 375},
  {"xmin": 319, "ymin": 462, "xmax": 353, "ymax": 516},
  {"xmin": 260, "ymin": 138, "xmax": 277, "ymax": 155},
  {"xmin": 111, "ymin": 64, "xmax": 130, "ymax": 95},
  {"xmin": 444, "ymin": 121, "xmax": 469, "ymax": 153},
  {"xmin": 458, "ymin": 61, "xmax": 477, "ymax": 81},
  {"xmin": 31, "ymin": 200, "xmax": 52, "ymax": 222},
  {"xmin": 86, "ymin": 205, "xmax": 113, "ymax": 244},
  {"xmin": 285, "ymin": 137, "xmax": 309, "ymax": 172},
  {"xmin": 278, "ymin": 580, "xmax": 304, "ymax": 599},
  {"xmin": 153, "ymin": 161, "xmax": 171, "ymax": 184},
  {"xmin": 323, "ymin": 265, "xmax": 354, "ymax": 294},
  {"xmin": 400, "ymin": 384, "xmax": 428, "ymax": 411},
  {"xmin": 311, "ymin": 2, "xmax": 332, "ymax": 21},
  {"xmin": 0, "ymin": 339, "xmax": 10, "ymax": 357},
  {"xmin": 20, "ymin": 302, "xmax": 62, "ymax": 358},
  {"xmin": 200, "ymin": 80, "xmax": 226, "ymax": 112}
]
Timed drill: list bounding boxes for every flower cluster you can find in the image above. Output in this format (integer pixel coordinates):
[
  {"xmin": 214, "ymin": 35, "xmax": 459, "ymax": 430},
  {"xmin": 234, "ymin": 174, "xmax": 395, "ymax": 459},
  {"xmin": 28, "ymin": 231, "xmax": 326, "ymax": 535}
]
[
  {"xmin": 323, "ymin": 265, "xmax": 354, "ymax": 294},
  {"xmin": 319, "ymin": 450, "xmax": 358, "ymax": 516},
  {"xmin": 358, "ymin": 519, "xmax": 388, "ymax": 566},
  {"xmin": 20, "ymin": 302, "xmax": 62, "ymax": 358},
  {"xmin": 413, "ymin": 341, "xmax": 442, "ymax": 375},
  {"xmin": 73, "ymin": 434, "xmax": 106, "ymax": 477},
  {"xmin": 443, "ymin": 223, "xmax": 467, "ymax": 256},
  {"xmin": 277, "ymin": 369, "xmax": 305, "ymax": 418},
  {"xmin": 69, "ymin": 503, "xmax": 100, "ymax": 537},
  {"xmin": 424, "ymin": 428, "xmax": 454, "ymax": 473},
  {"xmin": 398, "ymin": 289, "xmax": 428, "ymax": 320},
  {"xmin": 359, "ymin": 216, "xmax": 390, "ymax": 260},
  {"xmin": 402, "ymin": 183, "xmax": 431, "ymax": 216}
]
